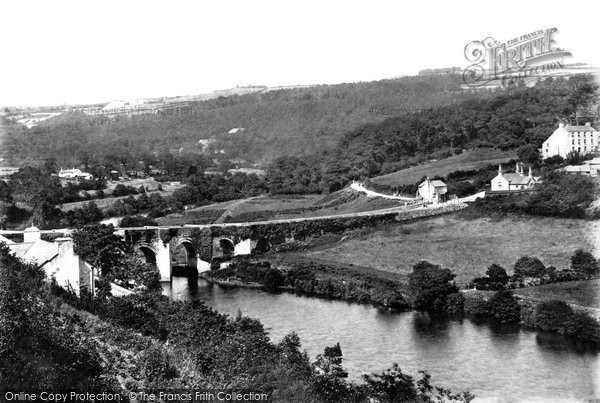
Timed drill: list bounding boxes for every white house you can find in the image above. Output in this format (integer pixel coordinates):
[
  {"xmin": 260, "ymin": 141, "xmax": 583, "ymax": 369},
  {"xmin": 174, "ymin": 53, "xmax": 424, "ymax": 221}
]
[
  {"xmin": 490, "ymin": 163, "xmax": 538, "ymax": 192},
  {"xmin": 417, "ymin": 178, "xmax": 448, "ymax": 203},
  {"xmin": 542, "ymin": 122, "xmax": 599, "ymax": 159},
  {"xmin": 58, "ymin": 168, "xmax": 93, "ymax": 181}
]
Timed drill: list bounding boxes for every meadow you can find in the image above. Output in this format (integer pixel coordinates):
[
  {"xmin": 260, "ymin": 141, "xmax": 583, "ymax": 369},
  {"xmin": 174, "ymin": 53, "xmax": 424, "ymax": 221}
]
[{"xmin": 304, "ymin": 214, "xmax": 596, "ymax": 286}]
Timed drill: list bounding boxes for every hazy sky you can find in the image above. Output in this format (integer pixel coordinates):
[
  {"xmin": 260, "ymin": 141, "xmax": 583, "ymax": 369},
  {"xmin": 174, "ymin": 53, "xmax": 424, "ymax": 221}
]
[{"xmin": 1, "ymin": 0, "xmax": 598, "ymax": 107}]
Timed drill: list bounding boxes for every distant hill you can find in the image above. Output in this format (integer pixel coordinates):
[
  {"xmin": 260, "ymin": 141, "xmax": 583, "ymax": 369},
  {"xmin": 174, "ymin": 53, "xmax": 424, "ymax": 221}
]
[{"xmin": 0, "ymin": 75, "xmax": 469, "ymax": 165}]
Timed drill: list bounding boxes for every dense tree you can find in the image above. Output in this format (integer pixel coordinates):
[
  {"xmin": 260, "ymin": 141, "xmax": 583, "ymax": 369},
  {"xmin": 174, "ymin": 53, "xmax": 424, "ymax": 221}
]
[
  {"xmin": 570, "ymin": 249, "xmax": 599, "ymax": 277},
  {"xmin": 513, "ymin": 256, "xmax": 546, "ymax": 278},
  {"xmin": 485, "ymin": 264, "xmax": 509, "ymax": 288},
  {"xmin": 407, "ymin": 261, "xmax": 458, "ymax": 312},
  {"xmin": 517, "ymin": 144, "xmax": 542, "ymax": 165},
  {"xmin": 487, "ymin": 290, "xmax": 521, "ymax": 323}
]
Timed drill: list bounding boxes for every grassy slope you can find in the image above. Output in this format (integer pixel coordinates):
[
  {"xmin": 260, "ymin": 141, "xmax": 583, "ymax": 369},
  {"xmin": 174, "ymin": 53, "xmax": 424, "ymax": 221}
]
[
  {"xmin": 304, "ymin": 214, "xmax": 595, "ymax": 286},
  {"xmin": 371, "ymin": 149, "xmax": 516, "ymax": 186},
  {"xmin": 513, "ymin": 279, "xmax": 600, "ymax": 311},
  {"xmin": 159, "ymin": 190, "xmax": 405, "ymax": 225}
]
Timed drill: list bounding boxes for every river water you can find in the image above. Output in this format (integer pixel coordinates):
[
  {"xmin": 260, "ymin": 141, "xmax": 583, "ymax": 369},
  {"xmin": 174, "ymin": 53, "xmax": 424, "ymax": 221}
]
[{"xmin": 162, "ymin": 277, "xmax": 600, "ymax": 402}]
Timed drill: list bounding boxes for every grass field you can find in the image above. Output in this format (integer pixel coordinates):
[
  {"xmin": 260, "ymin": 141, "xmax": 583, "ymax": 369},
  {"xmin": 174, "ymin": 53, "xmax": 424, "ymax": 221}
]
[
  {"xmin": 513, "ymin": 279, "xmax": 600, "ymax": 310},
  {"xmin": 304, "ymin": 214, "xmax": 596, "ymax": 286},
  {"xmin": 165, "ymin": 190, "xmax": 405, "ymax": 224},
  {"xmin": 371, "ymin": 149, "xmax": 516, "ymax": 186}
]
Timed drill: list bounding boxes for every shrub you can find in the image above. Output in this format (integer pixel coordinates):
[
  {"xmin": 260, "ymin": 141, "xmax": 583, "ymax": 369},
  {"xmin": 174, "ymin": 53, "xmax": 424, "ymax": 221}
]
[
  {"xmin": 463, "ymin": 294, "xmax": 490, "ymax": 318},
  {"xmin": 487, "ymin": 290, "xmax": 520, "ymax": 323},
  {"xmin": 140, "ymin": 345, "xmax": 178, "ymax": 387},
  {"xmin": 570, "ymin": 249, "xmax": 599, "ymax": 277},
  {"xmin": 444, "ymin": 293, "xmax": 465, "ymax": 315},
  {"xmin": 514, "ymin": 256, "xmax": 546, "ymax": 278},
  {"xmin": 408, "ymin": 261, "xmax": 458, "ymax": 313},
  {"xmin": 485, "ymin": 264, "xmax": 509, "ymax": 287},
  {"xmin": 120, "ymin": 215, "xmax": 159, "ymax": 227},
  {"xmin": 534, "ymin": 300, "xmax": 574, "ymax": 334}
]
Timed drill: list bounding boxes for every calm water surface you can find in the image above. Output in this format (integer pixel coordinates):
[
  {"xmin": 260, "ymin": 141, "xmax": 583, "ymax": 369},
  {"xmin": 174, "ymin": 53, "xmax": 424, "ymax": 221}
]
[{"xmin": 163, "ymin": 277, "xmax": 600, "ymax": 402}]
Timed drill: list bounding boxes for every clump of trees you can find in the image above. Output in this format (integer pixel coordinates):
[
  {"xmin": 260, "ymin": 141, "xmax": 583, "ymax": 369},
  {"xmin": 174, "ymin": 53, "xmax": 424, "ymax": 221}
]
[
  {"xmin": 469, "ymin": 250, "xmax": 599, "ymax": 291},
  {"xmin": 522, "ymin": 300, "xmax": 600, "ymax": 345},
  {"xmin": 407, "ymin": 261, "xmax": 462, "ymax": 314}
]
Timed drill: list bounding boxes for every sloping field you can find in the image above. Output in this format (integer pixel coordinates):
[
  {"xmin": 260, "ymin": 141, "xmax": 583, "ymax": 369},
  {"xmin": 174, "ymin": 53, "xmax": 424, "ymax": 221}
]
[
  {"xmin": 514, "ymin": 279, "xmax": 600, "ymax": 310},
  {"xmin": 304, "ymin": 214, "xmax": 594, "ymax": 286},
  {"xmin": 371, "ymin": 149, "xmax": 516, "ymax": 186},
  {"xmin": 164, "ymin": 190, "xmax": 405, "ymax": 224}
]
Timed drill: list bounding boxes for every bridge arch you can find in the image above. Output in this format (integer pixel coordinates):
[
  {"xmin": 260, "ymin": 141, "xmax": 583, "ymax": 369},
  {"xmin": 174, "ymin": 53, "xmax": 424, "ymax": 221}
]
[
  {"xmin": 252, "ymin": 237, "xmax": 271, "ymax": 254},
  {"xmin": 134, "ymin": 243, "xmax": 158, "ymax": 271},
  {"xmin": 172, "ymin": 239, "xmax": 197, "ymax": 271},
  {"xmin": 216, "ymin": 238, "xmax": 235, "ymax": 259}
]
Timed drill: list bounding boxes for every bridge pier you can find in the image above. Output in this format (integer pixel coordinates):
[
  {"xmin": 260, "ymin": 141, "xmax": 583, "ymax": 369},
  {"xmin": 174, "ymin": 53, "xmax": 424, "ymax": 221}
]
[{"xmin": 155, "ymin": 239, "xmax": 172, "ymax": 282}]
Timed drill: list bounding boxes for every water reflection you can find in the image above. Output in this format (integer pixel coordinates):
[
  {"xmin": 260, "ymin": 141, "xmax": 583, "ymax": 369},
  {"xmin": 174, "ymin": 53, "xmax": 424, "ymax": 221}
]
[{"xmin": 162, "ymin": 277, "xmax": 600, "ymax": 401}]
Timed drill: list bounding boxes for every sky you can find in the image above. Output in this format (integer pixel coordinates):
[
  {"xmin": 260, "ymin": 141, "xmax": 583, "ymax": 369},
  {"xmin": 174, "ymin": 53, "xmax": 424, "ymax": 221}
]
[{"xmin": 0, "ymin": 0, "xmax": 598, "ymax": 107}]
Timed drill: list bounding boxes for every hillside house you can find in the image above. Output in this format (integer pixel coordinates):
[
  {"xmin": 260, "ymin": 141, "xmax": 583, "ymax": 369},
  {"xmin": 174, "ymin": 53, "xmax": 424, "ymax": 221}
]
[
  {"xmin": 491, "ymin": 163, "xmax": 539, "ymax": 192},
  {"xmin": 417, "ymin": 178, "xmax": 448, "ymax": 203},
  {"xmin": 58, "ymin": 168, "xmax": 93, "ymax": 181},
  {"xmin": 561, "ymin": 157, "xmax": 600, "ymax": 177},
  {"xmin": 542, "ymin": 122, "xmax": 599, "ymax": 159}
]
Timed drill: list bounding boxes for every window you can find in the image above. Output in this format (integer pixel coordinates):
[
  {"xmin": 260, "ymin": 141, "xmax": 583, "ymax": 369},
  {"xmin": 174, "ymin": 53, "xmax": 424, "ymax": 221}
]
[
  {"xmin": 572, "ymin": 139, "xmax": 575, "ymax": 145},
  {"xmin": 497, "ymin": 182, "xmax": 502, "ymax": 188}
]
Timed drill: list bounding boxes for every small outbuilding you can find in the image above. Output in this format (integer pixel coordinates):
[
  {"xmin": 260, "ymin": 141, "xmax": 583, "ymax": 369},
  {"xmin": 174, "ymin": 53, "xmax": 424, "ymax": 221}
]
[{"xmin": 417, "ymin": 178, "xmax": 448, "ymax": 203}]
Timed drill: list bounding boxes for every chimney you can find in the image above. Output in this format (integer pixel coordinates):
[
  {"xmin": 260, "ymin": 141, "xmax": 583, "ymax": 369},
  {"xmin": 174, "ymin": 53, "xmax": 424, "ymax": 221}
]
[
  {"xmin": 559, "ymin": 122, "xmax": 565, "ymax": 128},
  {"xmin": 498, "ymin": 164, "xmax": 502, "ymax": 175},
  {"xmin": 585, "ymin": 122, "xmax": 591, "ymax": 127},
  {"xmin": 516, "ymin": 162, "xmax": 519, "ymax": 174},
  {"xmin": 528, "ymin": 166, "xmax": 532, "ymax": 178}
]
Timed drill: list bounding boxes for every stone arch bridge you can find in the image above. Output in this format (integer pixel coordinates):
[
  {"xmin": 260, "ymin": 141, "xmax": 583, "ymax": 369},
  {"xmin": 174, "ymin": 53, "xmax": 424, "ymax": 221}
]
[{"xmin": 1, "ymin": 203, "xmax": 467, "ymax": 286}]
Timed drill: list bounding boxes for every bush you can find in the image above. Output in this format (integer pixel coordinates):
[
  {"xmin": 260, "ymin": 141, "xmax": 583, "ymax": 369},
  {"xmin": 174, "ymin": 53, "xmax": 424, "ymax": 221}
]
[
  {"xmin": 408, "ymin": 261, "xmax": 458, "ymax": 313},
  {"xmin": 485, "ymin": 264, "xmax": 509, "ymax": 287},
  {"xmin": 120, "ymin": 215, "xmax": 159, "ymax": 227},
  {"xmin": 534, "ymin": 300, "xmax": 600, "ymax": 344},
  {"xmin": 487, "ymin": 290, "xmax": 520, "ymax": 323},
  {"xmin": 570, "ymin": 249, "xmax": 599, "ymax": 277},
  {"xmin": 444, "ymin": 293, "xmax": 465, "ymax": 315},
  {"xmin": 534, "ymin": 300, "xmax": 574, "ymax": 334},
  {"xmin": 463, "ymin": 295, "xmax": 490, "ymax": 318},
  {"xmin": 514, "ymin": 256, "xmax": 546, "ymax": 278}
]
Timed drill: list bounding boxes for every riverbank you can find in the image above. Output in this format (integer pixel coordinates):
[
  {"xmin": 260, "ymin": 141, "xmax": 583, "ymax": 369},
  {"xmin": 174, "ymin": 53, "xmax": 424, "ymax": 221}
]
[
  {"xmin": 163, "ymin": 276, "xmax": 599, "ymax": 401},
  {"xmin": 202, "ymin": 258, "xmax": 409, "ymax": 309},
  {"xmin": 202, "ymin": 258, "xmax": 600, "ymax": 346}
]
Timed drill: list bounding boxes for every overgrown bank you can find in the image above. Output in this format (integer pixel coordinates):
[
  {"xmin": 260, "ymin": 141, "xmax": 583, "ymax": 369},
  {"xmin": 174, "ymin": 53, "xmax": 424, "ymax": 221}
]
[
  {"xmin": 205, "ymin": 258, "xmax": 600, "ymax": 346},
  {"xmin": 204, "ymin": 259, "xmax": 409, "ymax": 309},
  {"xmin": 0, "ymin": 243, "xmax": 474, "ymax": 402}
]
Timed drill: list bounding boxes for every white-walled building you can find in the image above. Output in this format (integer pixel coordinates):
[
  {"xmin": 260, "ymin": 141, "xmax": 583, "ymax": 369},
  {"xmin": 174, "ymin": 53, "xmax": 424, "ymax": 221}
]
[
  {"xmin": 542, "ymin": 122, "xmax": 599, "ymax": 159},
  {"xmin": 58, "ymin": 168, "xmax": 93, "ymax": 181},
  {"xmin": 417, "ymin": 178, "xmax": 447, "ymax": 203},
  {"xmin": 490, "ymin": 163, "xmax": 538, "ymax": 192}
]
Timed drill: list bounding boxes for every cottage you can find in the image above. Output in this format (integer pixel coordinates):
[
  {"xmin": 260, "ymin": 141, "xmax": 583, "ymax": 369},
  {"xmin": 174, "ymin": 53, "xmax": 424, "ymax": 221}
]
[
  {"xmin": 417, "ymin": 178, "xmax": 447, "ymax": 203},
  {"xmin": 561, "ymin": 157, "xmax": 600, "ymax": 177},
  {"xmin": 58, "ymin": 167, "xmax": 93, "ymax": 181},
  {"xmin": 542, "ymin": 122, "xmax": 599, "ymax": 159},
  {"xmin": 491, "ymin": 163, "xmax": 538, "ymax": 192}
]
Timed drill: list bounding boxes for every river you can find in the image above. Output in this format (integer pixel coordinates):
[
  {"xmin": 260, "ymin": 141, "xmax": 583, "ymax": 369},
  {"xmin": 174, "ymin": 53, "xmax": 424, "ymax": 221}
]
[{"xmin": 162, "ymin": 276, "xmax": 600, "ymax": 402}]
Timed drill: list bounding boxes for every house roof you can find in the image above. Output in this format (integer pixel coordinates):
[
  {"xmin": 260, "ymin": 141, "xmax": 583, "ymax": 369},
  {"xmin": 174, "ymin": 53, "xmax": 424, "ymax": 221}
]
[
  {"xmin": 9, "ymin": 240, "xmax": 57, "ymax": 266},
  {"xmin": 566, "ymin": 125, "xmax": 597, "ymax": 132},
  {"xmin": 501, "ymin": 173, "xmax": 531, "ymax": 185},
  {"xmin": 419, "ymin": 179, "xmax": 447, "ymax": 188}
]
